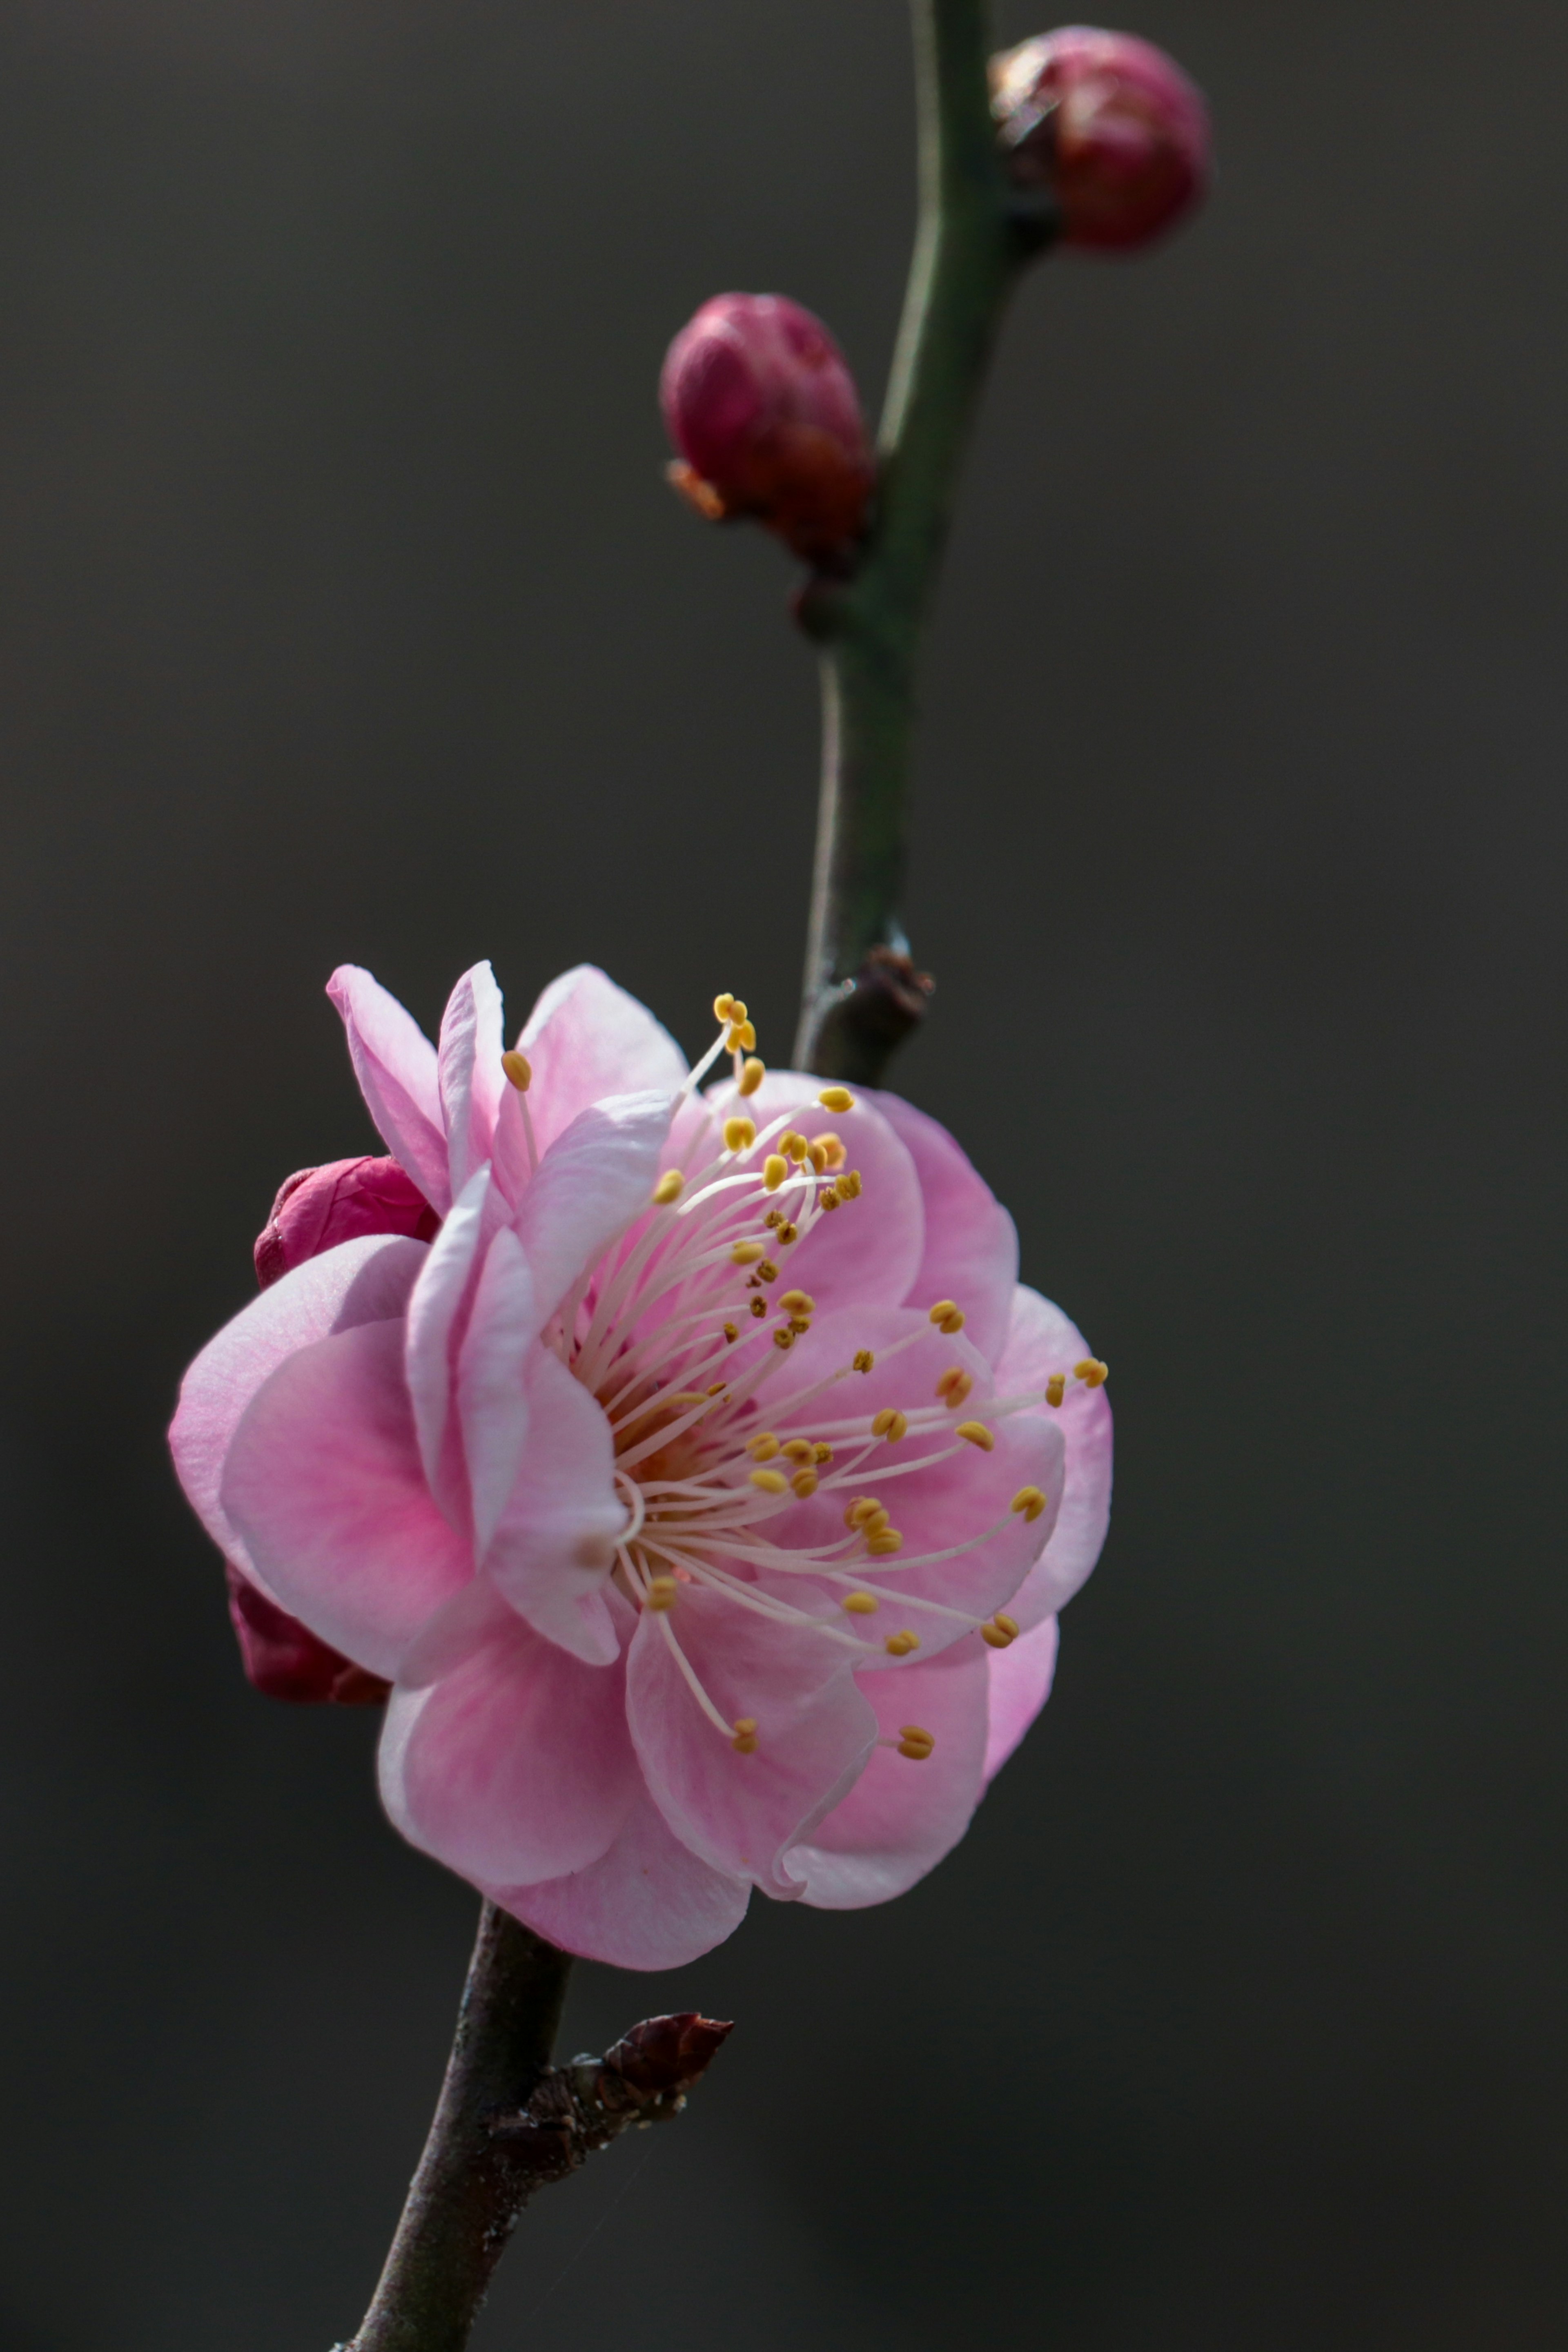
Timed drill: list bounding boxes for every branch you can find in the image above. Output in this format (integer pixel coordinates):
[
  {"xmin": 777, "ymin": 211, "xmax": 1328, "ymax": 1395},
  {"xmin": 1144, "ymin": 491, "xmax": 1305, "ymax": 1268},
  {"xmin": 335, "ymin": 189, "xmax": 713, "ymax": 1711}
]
[
  {"xmin": 340, "ymin": 1904, "xmax": 731, "ymax": 2352},
  {"xmin": 793, "ymin": 0, "xmax": 1055, "ymax": 1081}
]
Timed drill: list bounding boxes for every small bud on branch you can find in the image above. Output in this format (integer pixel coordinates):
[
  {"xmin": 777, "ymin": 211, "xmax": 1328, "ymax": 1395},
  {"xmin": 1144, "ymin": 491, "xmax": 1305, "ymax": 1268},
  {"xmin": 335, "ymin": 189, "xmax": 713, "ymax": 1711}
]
[{"xmin": 990, "ymin": 27, "xmax": 1211, "ymax": 252}]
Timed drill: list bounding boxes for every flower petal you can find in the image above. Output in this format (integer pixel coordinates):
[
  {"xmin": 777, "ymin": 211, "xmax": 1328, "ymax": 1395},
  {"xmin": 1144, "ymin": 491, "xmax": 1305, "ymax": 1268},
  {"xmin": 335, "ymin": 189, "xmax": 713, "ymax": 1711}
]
[
  {"xmin": 327, "ymin": 965, "xmax": 450, "ymax": 1212},
  {"xmin": 626, "ymin": 1585, "xmax": 876, "ymax": 1891},
  {"xmin": 787, "ymin": 1638, "xmax": 991, "ymax": 1908},
  {"xmin": 517, "ymin": 965, "xmax": 687, "ymax": 1157},
  {"xmin": 379, "ymin": 1582, "xmax": 637, "ymax": 1886},
  {"xmin": 512, "ymin": 1090, "xmax": 676, "ymax": 1328},
  {"xmin": 170, "ymin": 1233, "xmax": 427, "ymax": 1594},
  {"xmin": 993, "ymin": 1284, "xmax": 1113, "ymax": 1624},
  {"xmin": 220, "ymin": 1317, "xmax": 469, "ymax": 1677},
  {"xmin": 457, "ymin": 1226, "xmax": 536, "ymax": 1555},
  {"xmin": 483, "ymin": 1348, "xmax": 624, "ymax": 1667},
  {"xmin": 489, "ymin": 1787, "xmax": 750, "ymax": 1970},
  {"xmin": 982, "ymin": 1613, "xmax": 1060, "ymax": 1782},
  {"xmin": 438, "ymin": 961, "xmax": 507, "ymax": 1199},
  {"xmin": 404, "ymin": 1164, "xmax": 492, "ymax": 1523},
  {"xmin": 865, "ymin": 1088, "xmax": 1019, "ymax": 1364},
  {"xmin": 686, "ymin": 1071, "xmax": 924, "ymax": 1311}
]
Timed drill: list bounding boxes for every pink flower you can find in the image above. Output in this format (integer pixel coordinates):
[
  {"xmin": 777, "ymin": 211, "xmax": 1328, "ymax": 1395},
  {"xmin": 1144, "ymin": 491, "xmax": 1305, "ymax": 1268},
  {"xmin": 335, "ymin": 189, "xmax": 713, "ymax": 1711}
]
[
  {"xmin": 172, "ymin": 965, "xmax": 1111, "ymax": 1969},
  {"xmin": 661, "ymin": 293, "xmax": 874, "ymax": 566},
  {"xmin": 990, "ymin": 27, "xmax": 1210, "ymax": 252}
]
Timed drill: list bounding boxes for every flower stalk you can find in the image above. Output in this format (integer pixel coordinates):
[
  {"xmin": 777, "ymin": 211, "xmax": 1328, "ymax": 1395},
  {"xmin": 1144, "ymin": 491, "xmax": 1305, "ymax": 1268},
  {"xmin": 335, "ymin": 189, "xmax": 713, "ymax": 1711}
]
[{"xmin": 794, "ymin": 0, "xmax": 1055, "ymax": 1083}]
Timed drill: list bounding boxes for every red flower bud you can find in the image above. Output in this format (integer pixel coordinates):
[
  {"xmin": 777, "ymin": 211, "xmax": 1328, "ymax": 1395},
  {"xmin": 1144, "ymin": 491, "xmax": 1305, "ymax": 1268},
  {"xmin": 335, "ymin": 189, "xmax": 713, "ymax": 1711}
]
[
  {"xmin": 990, "ymin": 27, "xmax": 1210, "ymax": 252},
  {"xmin": 232, "ymin": 1154, "xmax": 434, "ymax": 1705},
  {"xmin": 660, "ymin": 293, "xmax": 873, "ymax": 566},
  {"xmin": 254, "ymin": 1155, "xmax": 439, "ymax": 1289}
]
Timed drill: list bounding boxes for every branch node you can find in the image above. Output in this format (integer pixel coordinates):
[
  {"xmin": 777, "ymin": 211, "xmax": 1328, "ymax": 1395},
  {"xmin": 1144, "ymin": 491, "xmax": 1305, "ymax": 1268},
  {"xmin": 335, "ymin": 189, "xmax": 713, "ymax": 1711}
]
[{"xmin": 486, "ymin": 2011, "xmax": 733, "ymax": 2190}]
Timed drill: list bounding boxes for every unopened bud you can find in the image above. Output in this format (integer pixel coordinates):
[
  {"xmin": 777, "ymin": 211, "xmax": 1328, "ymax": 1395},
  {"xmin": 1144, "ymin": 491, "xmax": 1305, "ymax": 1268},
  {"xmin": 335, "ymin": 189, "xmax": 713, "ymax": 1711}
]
[
  {"xmin": 254, "ymin": 1155, "xmax": 439, "ymax": 1290},
  {"xmin": 660, "ymin": 293, "xmax": 873, "ymax": 566},
  {"xmin": 990, "ymin": 27, "xmax": 1210, "ymax": 252},
  {"xmin": 225, "ymin": 1564, "xmax": 390, "ymax": 1706}
]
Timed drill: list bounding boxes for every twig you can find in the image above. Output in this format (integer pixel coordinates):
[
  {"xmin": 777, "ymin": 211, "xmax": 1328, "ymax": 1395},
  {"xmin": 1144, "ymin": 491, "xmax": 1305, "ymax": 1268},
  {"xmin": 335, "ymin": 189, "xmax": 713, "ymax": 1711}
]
[
  {"xmin": 340, "ymin": 1904, "xmax": 731, "ymax": 2352},
  {"xmin": 794, "ymin": 0, "xmax": 1055, "ymax": 1081}
]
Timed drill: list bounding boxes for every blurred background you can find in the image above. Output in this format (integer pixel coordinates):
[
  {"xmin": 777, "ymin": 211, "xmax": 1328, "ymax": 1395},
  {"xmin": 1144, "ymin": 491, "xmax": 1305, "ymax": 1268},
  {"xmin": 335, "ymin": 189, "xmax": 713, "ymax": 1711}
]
[{"xmin": 1, "ymin": 0, "xmax": 1564, "ymax": 2343}]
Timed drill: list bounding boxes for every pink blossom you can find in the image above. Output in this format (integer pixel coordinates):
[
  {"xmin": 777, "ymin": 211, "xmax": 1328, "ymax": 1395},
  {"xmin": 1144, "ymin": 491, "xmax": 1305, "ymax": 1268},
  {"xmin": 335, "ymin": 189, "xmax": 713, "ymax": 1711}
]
[
  {"xmin": 990, "ymin": 27, "xmax": 1210, "ymax": 252},
  {"xmin": 172, "ymin": 965, "xmax": 1111, "ymax": 1968}
]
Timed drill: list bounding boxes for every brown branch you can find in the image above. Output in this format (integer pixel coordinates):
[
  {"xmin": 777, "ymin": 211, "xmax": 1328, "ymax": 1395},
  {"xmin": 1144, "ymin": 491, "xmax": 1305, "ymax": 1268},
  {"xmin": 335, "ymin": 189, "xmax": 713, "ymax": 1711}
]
[{"xmin": 340, "ymin": 1904, "xmax": 731, "ymax": 2352}]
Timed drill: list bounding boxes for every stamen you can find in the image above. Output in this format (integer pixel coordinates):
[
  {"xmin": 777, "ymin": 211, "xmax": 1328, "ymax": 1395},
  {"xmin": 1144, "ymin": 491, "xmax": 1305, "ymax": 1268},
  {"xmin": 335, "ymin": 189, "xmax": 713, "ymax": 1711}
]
[
  {"xmin": 713, "ymin": 994, "xmax": 736, "ymax": 1022},
  {"xmin": 731, "ymin": 1718, "xmax": 760, "ymax": 1755},
  {"xmin": 844, "ymin": 1498, "xmax": 886, "ymax": 1529},
  {"xmin": 749, "ymin": 1298, "xmax": 766, "ymax": 1319},
  {"xmin": 884, "ymin": 1630, "xmax": 920, "ymax": 1656},
  {"xmin": 780, "ymin": 1439, "xmax": 815, "ymax": 1465},
  {"xmin": 778, "ymin": 1289, "xmax": 815, "ymax": 1315},
  {"xmin": 866, "ymin": 1530, "xmax": 905, "ymax": 1556},
  {"xmin": 772, "ymin": 1328, "xmax": 795, "ymax": 1351},
  {"xmin": 750, "ymin": 1469, "xmax": 788, "ymax": 1494},
  {"xmin": 731, "ymin": 1241, "xmax": 765, "ymax": 1265},
  {"xmin": 935, "ymin": 1366, "xmax": 973, "ymax": 1407},
  {"xmin": 896, "ymin": 1725, "xmax": 934, "ymax": 1760},
  {"xmin": 813, "ymin": 1443, "xmax": 833, "ymax": 1464},
  {"xmin": 775, "ymin": 1221, "xmax": 799, "ymax": 1245},
  {"xmin": 853, "ymin": 1350, "xmax": 875, "ymax": 1373},
  {"xmin": 1045, "ymin": 1373, "xmax": 1067, "ymax": 1408},
  {"xmin": 981, "ymin": 1613, "xmax": 1020, "ymax": 1649},
  {"xmin": 723, "ymin": 1115, "xmax": 757, "ymax": 1153},
  {"xmin": 724, "ymin": 1322, "xmax": 739, "ymax": 1343},
  {"xmin": 646, "ymin": 1575, "xmax": 679, "ymax": 1611},
  {"xmin": 955, "ymin": 1420, "xmax": 994, "ymax": 1451},
  {"xmin": 814, "ymin": 1133, "xmax": 846, "ymax": 1170},
  {"xmin": 871, "ymin": 1409, "xmax": 909, "ymax": 1442},
  {"xmin": 726, "ymin": 1020, "xmax": 757, "ymax": 1052},
  {"xmin": 928, "ymin": 1299, "xmax": 966, "ymax": 1334},
  {"xmin": 817, "ymin": 1086, "xmax": 855, "ymax": 1112},
  {"xmin": 763, "ymin": 1155, "xmax": 788, "ymax": 1191},
  {"xmin": 819, "ymin": 1189, "xmax": 841, "ymax": 1211},
  {"xmin": 841, "ymin": 1592, "xmax": 880, "ymax": 1614},
  {"xmin": 1010, "ymin": 1486, "xmax": 1047, "ymax": 1522},
  {"xmin": 501, "ymin": 1050, "xmax": 532, "ymax": 1091},
  {"xmin": 747, "ymin": 1433, "xmax": 780, "ymax": 1460},
  {"xmin": 1075, "ymin": 1358, "xmax": 1109, "ymax": 1387},
  {"xmin": 737, "ymin": 1056, "xmax": 765, "ymax": 1097},
  {"xmin": 791, "ymin": 1469, "xmax": 818, "ymax": 1498},
  {"xmin": 652, "ymin": 1171, "xmax": 684, "ymax": 1206}
]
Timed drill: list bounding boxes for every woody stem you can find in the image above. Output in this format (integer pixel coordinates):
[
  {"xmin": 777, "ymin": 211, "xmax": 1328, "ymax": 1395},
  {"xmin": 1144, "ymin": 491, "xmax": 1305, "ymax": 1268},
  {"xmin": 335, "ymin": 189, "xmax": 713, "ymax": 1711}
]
[{"xmin": 794, "ymin": 0, "xmax": 1054, "ymax": 1083}]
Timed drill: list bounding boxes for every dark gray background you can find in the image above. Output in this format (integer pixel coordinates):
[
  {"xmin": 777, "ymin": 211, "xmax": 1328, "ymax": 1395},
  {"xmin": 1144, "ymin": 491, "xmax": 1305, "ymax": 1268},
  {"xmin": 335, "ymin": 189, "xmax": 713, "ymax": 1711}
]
[{"xmin": 0, "ymin": 0, "xmax": 1563, "ymax": 2343}]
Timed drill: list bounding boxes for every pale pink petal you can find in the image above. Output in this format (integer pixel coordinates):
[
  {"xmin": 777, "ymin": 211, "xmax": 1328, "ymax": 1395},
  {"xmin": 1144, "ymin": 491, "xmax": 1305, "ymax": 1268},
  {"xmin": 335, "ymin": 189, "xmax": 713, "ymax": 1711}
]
[
  {"xmin": 490, "ymin": 1787, "xmax": 750, "ymax": 1969},
  {"xmin": 517, "ymin": 966, "xmax": 688, "ymax": 1157},
  {"xmin": 788, "ymin": 1638, "xmax": 991, "ymax": 1908},
  {"xmin": 687, "ymin": 1071, "xmax": 924, "ymax": 1311},
  {"xmin": 626, "ymin": 1585, "xmax": 876, "ymax": 1891},
  {"xmin": 759, "ymin": 1307, "xmax": 1065, "ymax": 1659},
  {"xmin": 170, "ymin": 1233, "xmax": 427, "ymax": 1594},
  {"xmin": 456, "ymin": 1226, "xmax": 536, "ymax": 1554},
  {"xmin": 483, "ymin": 1348, "xmax": 624, "ymax": 1667},
  {"xmin": 438, "ymin": 961, "xmax": 507, "ymax": 1199},
  {"xmin": 404, "ymin": 1164, "xmax": 492, "ymax": 1524},
  {"xmin": 220, "ymin": 1318, "xmax": 470, "ymax": 1677},
  {"xmin": 327, "ymin": 965, "xmax": 450, "ymax": 1212},
  {"xmin": 865, "ymin": 1088, "xmax": 1019, "ymax": 1364},
  {"xmin": 993, "ymin": 1284, "xmax": 1113, "ymax": 1624},
  {"xmin": 982, "ymin": 1613, "xmax": 1060, "ymax": 1781},
  {"xmin": 512, "ymin": 1090, "xmax": 676, "ymax": 1327},
  {"xmin": 379, "ymin": 1582, "xmax": 637, "ymax": 1886}
]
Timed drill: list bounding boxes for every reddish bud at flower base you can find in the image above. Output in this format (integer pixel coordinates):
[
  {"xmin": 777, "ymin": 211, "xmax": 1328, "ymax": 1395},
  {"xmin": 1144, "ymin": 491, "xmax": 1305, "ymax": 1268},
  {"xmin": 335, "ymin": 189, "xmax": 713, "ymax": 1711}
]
[
  {"xmin": 990, "ymin": 27, "xmax": 1210, "ymax": 252},
  {"xmin": 225, "ymin": 1564, "xmax": 391, "ymax": 1706},
  {"xmin": 660, "ymin": 293, "xmax": 873, "ymax": 565},
  {"xmin": 254, "ymin": 1155, "xmax": 439, "ymax": 1289}
]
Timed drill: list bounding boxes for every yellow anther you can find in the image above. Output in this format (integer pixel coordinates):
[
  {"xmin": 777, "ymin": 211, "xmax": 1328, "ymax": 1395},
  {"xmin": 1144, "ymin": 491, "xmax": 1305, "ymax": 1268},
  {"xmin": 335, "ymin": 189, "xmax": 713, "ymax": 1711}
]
[
  {"xmin": 779, "ymin": 1290, "xmax": 815, "ymax": 1315},
  {"xmin": 737, "ymin": 1056, "xmax": 765, "ymax": 1097},
  {"xmin": 750, "ymin": 1468, "xmax": 788, "ymax": 1494},
  {"xmin": 935, "ymin": 1366, "xmax": 974, "ymax": 1406},
  {"xmin": 746, "ymin": 1433, "xmax": 780, "ymax": 1460},
  {"xmin": 1075, "ymin": 1358, "xmax": 1109, "ymax": 1388},
  {"xmin": 813, "ymin": 1442, "xmax": 833, "ymax": 1464},
  {"xmin": 781, "ymin": 1130, "xmax": 809, "ymax": 1162},
  {"xmin": 819, "ymin": 1189, "xmax": 841, "ymax": 1211},
  {"xmin": 645, "ymin": 1575, "xmax": 679, "ymax": 1612},
  {"xmin": 841, "ymin": 1591, "xmax": 880, "ymax": 1615},
  {"xmin": 652, "ymin": 1170, "xmax": 684, "ymax": 1205},
  {"xmin": 731, "ymin": 1240, "xmax": 765, "ymax": 1265},
  {"xmin": 928, "ymin": 1299, "xmax": 965, "ymax": 1334},
  {"xmin": 818, "ymin": 1086, "xmax": 855, "ymax": 1112},
  {"xmin": 956, "ymin": 1420, "xmax": 995, "ymax": 1452},
  {"xmin": 776, "ymin": 1221, "xmax": 798, "ymax": 1245},
  {"xmin": 787, "ymin": 1315, "xmax": 812, "ymax": 1336},
  {"xmin": 723, "ymin": 1115, "xmax": 757, "ymax": 1153},
  {"xmin": 763, "ymin": 1154, "xmax": 788, "ymax": 1192},
  {"xmin": 981, "ymin": 1612, "xmax": 1020, "ymax": 1650},
  {"xmin": 807, "ymin": 1141, "xmax": 827, "ymax": 1173},
  {"xmin": 844, "ymin": 1497, "xmax": 885, "ymax": 1529},
  {"xmin": 852, "ymin": 1349, "xmax": 875, "ymax": 1373},
  {"xmin": 723, "ymin": 1322, "xmax": 739, "ymax": 1344},
  {"xmin": 814, "ymin": 1133, "xmax": 846, "ymax": 1170},
  {"xmin": 757, "ymin": 1260, "xmax": 779, "ymax": 1284},
  {"xmin": 866, "ymin": 1530, "xmax": 905, "ymax": 1557},
  {"xmin": 834, "ymin": 1170, "xmax": 863, "ymax": 1201},
  {"xmin": 500, "ymin": 1049, "xmax": 532, "ymax": 1092},
  {"xmin": 763, "ymin": 1209, "xmax": 783, "ymax": 1229},
  {"xmin": 727, "ymin": 999, "xmax": 748, "ymax": 1024},
  {"xmin": 995, "ymin": 1613, "xmax": 1019, "ymax": 1638},
  {"xmin": 666, "ymin": 1392, "xmax": 705, "ymax": 1409},
  {"xmin": 871, "ymin": 1409, "xmax": 909, "ymax": 1442},
  {"xmin": 1010, "ymin": 1485, "xmax": 1047, "ymax": 1523},
  {"xmin": 772, "ymin": 1328, "xmax": 795, "ymax": 1351},
  {"xmin": 781, "ymin": 1438, "xmax": 816, "ymax": 1465},
  {"xmin": 749, "ymin": 1296, "xmax": 767, "ymax": 1319},
  {"xmin": 791, "ymin": 1469, "xmax": 819, "ymax": 1498},
  {"xmin": 896, "ymin": 1724, "xmax": 934, "ymax": 1760},
  {"xmin": 1045, "ymin": 1373, "xmax": 1067, "ymax": 1408},
  {"xmin": 713, "ymin": 993, "xmax": 736, "ymax": 1022},
  {"xmin": 726, "ymin": 1020, "xmax": 757, "ymax": 1052},
  {"xmin": 731, "ymin": 1717, "xmax": 759, "ymax": 1755},
  {"xmin": 884, "ymin": 1628, "xmax": 919, "ymax": 1656}
]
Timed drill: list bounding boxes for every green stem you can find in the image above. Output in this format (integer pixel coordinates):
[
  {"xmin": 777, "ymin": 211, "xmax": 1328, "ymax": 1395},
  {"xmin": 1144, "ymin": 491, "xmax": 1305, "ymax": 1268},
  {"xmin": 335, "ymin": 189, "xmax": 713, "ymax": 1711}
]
[{"xmin": 794, "ymin": 0, "xmax": 1053, "ymax": 1081}]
